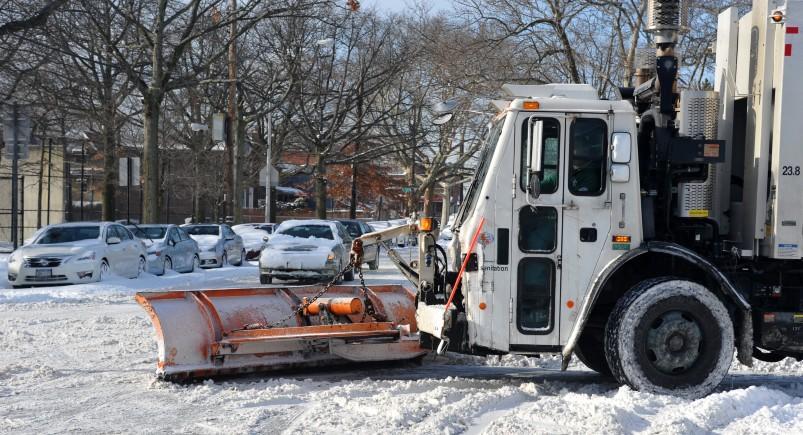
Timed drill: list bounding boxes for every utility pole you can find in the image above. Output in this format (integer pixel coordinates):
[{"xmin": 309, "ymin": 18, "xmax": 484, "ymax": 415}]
[
  {"xmin": 226, "ymin": 0, "xmax": 241, "ymax": 224},
  {"xmin": 46, "ymin": 138, "xmax": 52, "ymax": 225}
]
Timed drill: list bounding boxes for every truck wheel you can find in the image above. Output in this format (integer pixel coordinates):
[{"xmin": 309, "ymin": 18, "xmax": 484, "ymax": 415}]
[
  {"xmin": 574, "ymin": 330, "xmax": 612, "ymax": 376},
  {"xmin": 605, "ymin": 278, "xmax": 733, "ymax": 398}
]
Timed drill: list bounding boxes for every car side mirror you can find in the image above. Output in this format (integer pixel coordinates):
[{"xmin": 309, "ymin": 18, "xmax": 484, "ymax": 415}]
[{"xmin": 107, "ymin": 237, "xmax": 121, "ymax": 245}]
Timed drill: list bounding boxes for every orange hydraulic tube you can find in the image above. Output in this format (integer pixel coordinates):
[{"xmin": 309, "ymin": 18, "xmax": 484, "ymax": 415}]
[{"xmin": 305, "ymin": 297, "xmax": 364, "ymax": 316}]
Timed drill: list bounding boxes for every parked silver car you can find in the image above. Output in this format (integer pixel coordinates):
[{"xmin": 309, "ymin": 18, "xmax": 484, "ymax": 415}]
[
  {"xmin": 182, "ymin": 224, "xmax": 245, "ymax": 268},
  {"xmin": 259, "ymin": 220, "xmax": 355, "ymax": 284},
  {"xmin": 128, "ymin": 224, "xmax": 200, "ymax": 275},
  {"xmin": 337, "ymin": 220, "xmax": 380, "ymax": 270},
  {"xmin": 232, "ymin": 223, "xmax": 275, "ymax": 260},
  {"xmin": 7, "ymin": 222, "xmax": 146, "ymax": 287}
]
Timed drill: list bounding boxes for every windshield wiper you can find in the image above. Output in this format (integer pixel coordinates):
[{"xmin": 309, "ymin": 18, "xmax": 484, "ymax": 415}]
[{"xmin": 128, "ymin": 221, "xmax": 154, "ymax": 244}]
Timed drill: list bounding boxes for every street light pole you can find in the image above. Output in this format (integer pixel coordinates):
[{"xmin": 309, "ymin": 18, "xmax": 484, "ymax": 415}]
[
  {"xmin": 265, "ymin": 116, "xmax": 272, "ymax": 223},
  {"xmin": 80, "ymin": 139, "xmax": 85, "ymax": 221}
]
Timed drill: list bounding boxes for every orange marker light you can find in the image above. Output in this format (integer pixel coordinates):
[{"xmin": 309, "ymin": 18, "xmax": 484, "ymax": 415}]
[
  {"xmin": 612, "ymin": 235, "xmax": 631, "ymax": 243},
  {"xmin": 566, "ymin": 300, "xmax": 575, "ymax": 309},
  {"xmin": 418, "ymin": 217, "xmax": 434, "ymax": 232},
  {"xmin": 771, "ymin": 10, "xmax": 784, "ymax": 23},
  {"xmin": 479, "ymin": 302, "xmax": 487, "ymax": 310},
  {"xmin": 522, "ymin": 101, "xmax": 540, "ymax": 110}
]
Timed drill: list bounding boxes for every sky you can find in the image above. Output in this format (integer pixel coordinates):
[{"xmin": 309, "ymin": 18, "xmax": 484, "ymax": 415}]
[{"xmin": 361, "ymin": 0, "xmax": 454, "ymax": 14}]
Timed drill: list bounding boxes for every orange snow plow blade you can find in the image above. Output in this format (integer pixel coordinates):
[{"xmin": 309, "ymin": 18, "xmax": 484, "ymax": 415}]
[{"xmin": 135, "ymin": 285, "xmax": 426, "ymax": 381}]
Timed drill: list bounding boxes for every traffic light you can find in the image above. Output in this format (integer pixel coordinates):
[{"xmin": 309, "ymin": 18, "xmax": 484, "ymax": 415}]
[{"xmin": 347, "ymin": 0, "xmax": 360, "ymax": 12}]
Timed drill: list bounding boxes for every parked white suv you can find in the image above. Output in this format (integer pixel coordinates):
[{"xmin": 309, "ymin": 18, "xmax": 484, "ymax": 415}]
[{"xmin": 6, "ymin": 222, "xmax": 147, "ymax": 288}]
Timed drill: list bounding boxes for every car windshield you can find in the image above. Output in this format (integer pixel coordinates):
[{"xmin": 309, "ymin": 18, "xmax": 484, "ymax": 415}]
[
  {"xmin": 185, "ymin": 226, "xmax": 220, "ymax": 236},
  {"xmin": 338, "ymin": 221, "xmax": 361, "ymax": 238},
  {"xmin": 36, "ymin": 226, "xmax": 100, "ymax": 244},
  {"xmin": 278, "ymin": 225, "xmax": 333, "ymax": 240},
  {"xmin": 130, "ymin": 226, "xmax": 167, "ymax": 239}
]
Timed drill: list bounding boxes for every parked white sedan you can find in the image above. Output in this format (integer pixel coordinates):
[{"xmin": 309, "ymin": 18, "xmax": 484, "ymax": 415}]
[
  {"xmin": 6, "ymin": 222, "xmax": 147, "ymax": 288},
  {"xmin": 182, "ymin": 224, "xmax": 245, "ymax": 268}
]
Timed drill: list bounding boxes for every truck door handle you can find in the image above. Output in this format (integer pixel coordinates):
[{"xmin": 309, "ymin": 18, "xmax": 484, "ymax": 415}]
[{"xmin": 580, "ymin": 228, "xmax": 597, "ymax": 242}]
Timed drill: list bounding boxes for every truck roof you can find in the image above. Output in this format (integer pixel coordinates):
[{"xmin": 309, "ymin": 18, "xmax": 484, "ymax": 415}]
[{"xmin": 499, "ymin": 83, "xmax": 634, "ymax": 115}]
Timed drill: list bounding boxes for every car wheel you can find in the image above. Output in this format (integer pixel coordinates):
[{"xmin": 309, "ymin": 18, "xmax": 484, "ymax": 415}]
[
  {"xmin": 190, "ymin": 255, "xmax": 200, "ymax": 272},
  {"xmin": 368, "ymin": 260, "xmax": 379, "ymax": 271},
  {"xmin": 260, "ymin": 274, "xmax": 272, "ymax": 285},
  {"xmin": 163, "ymin": 256, "xmax": 172, "ymax": 275},
  {"xmin": 220, "ymin": 252, "xmax": 227, "ymax": 268},
  {"xmin": 605, "ymin": 278, "xmax": 734, "ymax": 398},
  {"xmin": 136, "ymin": 257, "xmax": 146, "ymax": 278},
  {"xmin": 233, "ymin": 249, "xmax": 245, "ymax": 267},
  {"xmin": 99, "ymin": 259, "xmax": 110, "ymax": 281}
]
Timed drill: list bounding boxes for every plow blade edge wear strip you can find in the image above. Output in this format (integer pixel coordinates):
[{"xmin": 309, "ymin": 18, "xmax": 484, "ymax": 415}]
[{"xmin": 135, "ymin": 285, "xmax": 426, "ymax": 380}]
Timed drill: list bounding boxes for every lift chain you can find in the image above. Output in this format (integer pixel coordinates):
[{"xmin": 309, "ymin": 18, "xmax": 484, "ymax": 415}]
[{"xmin": 240, "ymin": 260, "xmax": 356, "ymax": 331}]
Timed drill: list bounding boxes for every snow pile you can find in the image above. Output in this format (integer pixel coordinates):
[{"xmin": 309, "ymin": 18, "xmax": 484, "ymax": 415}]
[{"xmin": 2, "ymin": 252, "xmax": 803, "ymax": 433}]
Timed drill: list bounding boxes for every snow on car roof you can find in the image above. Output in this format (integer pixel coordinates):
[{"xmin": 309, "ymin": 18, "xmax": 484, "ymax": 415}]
[{"xmin": 277, "ymin": 219, "xmax": 335, "ymax": 228}]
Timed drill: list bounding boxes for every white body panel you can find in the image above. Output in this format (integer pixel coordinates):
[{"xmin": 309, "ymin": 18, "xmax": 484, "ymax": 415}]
[{"xmin": 761, "ymin": 0, "xmax": 803, "ymax": 259}]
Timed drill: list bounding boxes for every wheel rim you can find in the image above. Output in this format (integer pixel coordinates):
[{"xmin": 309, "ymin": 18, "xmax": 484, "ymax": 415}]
[
  {"xmin": 138, "ymin": 258, "xmax": 146, "ymax": 276},
  {"xmin": 165, "ymin": 258, "xmax": 172, "ymax": 271},
  {"xmin": 193, "ymin": 256, "xmax": 200, "ymax": 271},
  {"xmin": 100, "ymin": 261, "xmax": 109, "ymax": 279},
  {"xmin": 645, "ymin": 310, "xmax": 703, "ymax": 375}
]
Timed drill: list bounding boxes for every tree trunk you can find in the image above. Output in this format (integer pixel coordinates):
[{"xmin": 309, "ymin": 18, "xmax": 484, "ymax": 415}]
[
  {"xmin": 406, "ymin": 163, "xmax": 416, "ymax": 215},
  {"xmin": 349, "ymin": 161, "xmax": 357, "ymax": 219},
  {"xmin": 142, "ymin": 96, "xmax": 160, "ymax": 224},
  {"xmin": 101, "ymin": 124, "xmax": 116, "ymax": 221},
  {"xmin": 422, "ymin": 185, "xmax": 434, "ymax": 217},
  {"xmin": 315, "ymin": 155, "xmax": 327, "ymax": 219},
  {"xmin": 440, "ymin": 183, "xmax": 450, "ymax": 227}
]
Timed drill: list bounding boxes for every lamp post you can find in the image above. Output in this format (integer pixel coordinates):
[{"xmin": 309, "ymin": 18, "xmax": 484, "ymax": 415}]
[{"xmin": 264, "ymin": 117, "xmax": 272, "ymax": 223}]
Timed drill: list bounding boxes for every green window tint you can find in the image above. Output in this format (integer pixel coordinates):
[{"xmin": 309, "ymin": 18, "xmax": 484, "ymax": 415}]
[
  {"xmin": 517, "ymin": 258, "xmax": 555, "ymax": 332},
  {"xmin": 520, "ymin": 118, "xmax": 560, "ymax": 194},
  {"xmin": 519, "ymin": 207, "xmax": 558, "ymax": 253},
  {"xmin": 569, "ymin": 118, "xmax": 607, "ymax": 196}
]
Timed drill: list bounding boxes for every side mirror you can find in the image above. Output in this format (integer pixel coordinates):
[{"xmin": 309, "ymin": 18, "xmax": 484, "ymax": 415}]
[
  {"xmin": 527, "ymin": 119, "xmax": 544, "ymax": 199},
  {"xmin": 611, "ymin": 133, "xmax": 632, "ymax": 163},
  {"xmin": 107, "ymin": 237, "xmax": 121, "ymax": 245},
  {"xmin": 529, "ymin": 119, "xmax": 544, "ymax": 172},
  {"xmin": 611, "ymin": 164, "xmax": 631, "ymax": 183}
]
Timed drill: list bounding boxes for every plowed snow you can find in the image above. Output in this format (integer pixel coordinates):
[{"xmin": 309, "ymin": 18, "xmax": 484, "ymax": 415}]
[{"xmin": 2, "ymin": 252, "xmax": 803, "ymax": 434}]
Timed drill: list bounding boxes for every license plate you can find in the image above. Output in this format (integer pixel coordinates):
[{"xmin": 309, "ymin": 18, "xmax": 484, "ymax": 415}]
[{"xmin": 36, "ymin": 268, "xmax": 52, "ymax": 278}]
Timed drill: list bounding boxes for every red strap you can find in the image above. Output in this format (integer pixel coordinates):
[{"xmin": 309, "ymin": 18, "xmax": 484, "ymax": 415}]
[{"xmin": 444, "ymin": 217, "xmax": 486, "ymax": 312}]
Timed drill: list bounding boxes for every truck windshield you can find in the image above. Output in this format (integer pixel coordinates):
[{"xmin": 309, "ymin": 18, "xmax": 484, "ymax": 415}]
[{"xmin": 454, "ymin": 118, "xmax": 505, "ymax": 230}]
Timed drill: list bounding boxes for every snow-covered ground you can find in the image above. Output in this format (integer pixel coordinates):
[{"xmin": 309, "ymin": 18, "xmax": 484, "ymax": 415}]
[{"xmin": 3, "ymin": 249, "xmax": 803, "ymax": 434}]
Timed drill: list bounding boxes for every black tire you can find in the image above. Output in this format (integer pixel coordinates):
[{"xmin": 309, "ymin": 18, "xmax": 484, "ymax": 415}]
[
  {"xmin": 260, "ymin": 274, "xmax": 272, "ymax": 284},
  {"xmin": 190, "ymin": 255, "xmax": 200, "ymax": 273},
  {"xmin": 99, "ymin": 259, "xmax": 110, "ymax": 281},
  {"xmin": 136, "ymin": 256, "xmax": 146, "ymax": 278},
  {"xmin": 605, "ymin": 278, "xmax": 734, "ymax": 398},
  {"xmin": 575, "ymin": 330, "xmax": 612, "ymax": 376},
  {"xmin": 233, "ymin": 249, "xmax": 245, "ymax": 267},
  {"xmin": 368, "ymin": 260, "xmax": 379, "ymax": 271},
  {"xmin": 163, "ymin": 256, "xmax": 172, "ymax": 275},
  {"xmin": 220, "ymin": 252, "xmax": 227, "ymax": 268}
]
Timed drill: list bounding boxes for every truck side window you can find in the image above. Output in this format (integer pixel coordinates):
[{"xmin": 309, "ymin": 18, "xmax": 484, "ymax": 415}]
[
  {"xmin": 521, "ymin": 118, "xmax": 560, "ymax": 194},
  {"xmin": 517, "ymin": 258, "xmax": 554, "ymax": 332},
  {"xmin": 519, "ymin": 207, "xmax": 557, "ymax": 252},
  {"xmin": 569, "ymin": 118, "xmax": 607, "ymax": 196}
]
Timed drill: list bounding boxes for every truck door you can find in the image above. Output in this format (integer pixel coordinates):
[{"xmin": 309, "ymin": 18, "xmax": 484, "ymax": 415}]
[
  {"xmin": 559, "ymin": 114, "xmax": 611, "ymax": 343},
  {"xmin": 509, "ymin": 114, "xmax": 565, "ymax": 348}
]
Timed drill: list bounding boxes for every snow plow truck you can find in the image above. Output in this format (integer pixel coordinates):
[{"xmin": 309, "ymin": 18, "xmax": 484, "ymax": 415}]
[{"xmin": 138, "ymin": 0, "xmax": 803, "ymax": 397}]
